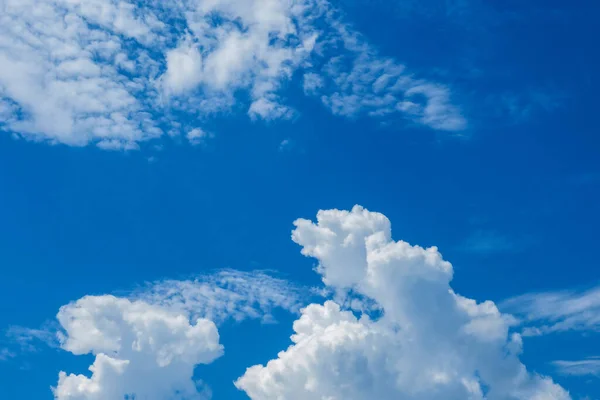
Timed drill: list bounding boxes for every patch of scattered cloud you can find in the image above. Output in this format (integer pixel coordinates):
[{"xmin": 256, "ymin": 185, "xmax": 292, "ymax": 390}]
[
  {"xmin": 135, "ymin": 269, "xmax": 308, "ymax": 324},
  {"xmin": 302, "ymin": 72, "xmax": 324, "ymax": 95},
  {"xmin": 0, "ymin": 0, "xmax": 466, "ymax": 150},
  {"xmin": 305, "ymin": 18, "xmax": 467, "ymax": 130},
  {"xmin": 235, "ymin": 205, "xmax": 569, "ymax": 399}
]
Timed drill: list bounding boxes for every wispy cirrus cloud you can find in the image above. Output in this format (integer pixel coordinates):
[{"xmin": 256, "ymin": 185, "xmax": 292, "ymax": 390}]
[
  {"xmin": 501, "ymin": 284, "xmax": 600, "ymax": 336},
  {"xmin": 134, "ymin": 269, "xmax": 309, "ymax": 324},
  {"xmin": 6, "ymin": 325, "xmax": 59, "ymax": 351},
  {"xmin": 552, "ymin": 357, "xmax": 600, "ymax": 378},
  {"xmin": 0, "ymin": 0, "xmax": 466, "ymax": 151},
  {"xmin": 0, "ymin": 324, "xmax": 60, "ymax": 366},
  {"xmin": 0, "ymin": 347, "xmax": 15, "ymax": 361}
]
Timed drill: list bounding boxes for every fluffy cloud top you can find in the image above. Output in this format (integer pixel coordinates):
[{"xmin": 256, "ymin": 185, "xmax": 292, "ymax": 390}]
[
  {"xmin": 235, "ymin": 205, "xmax": 569, "ymax": 399},
  {"xmin": 54, "ymin": 296, "xmax": 223, "ymax": 400},
  {"xmin": 52, "ymin": 270, "xmax": 306, "ymax": 399},
  {"xmin": 0, "ymin": 0, "xmax": 466, "ymax": 150}
]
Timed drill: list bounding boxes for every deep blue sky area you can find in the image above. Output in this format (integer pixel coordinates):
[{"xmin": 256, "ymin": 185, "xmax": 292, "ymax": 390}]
[{"xmin": 0, "ymin": 0, "xmax": 599, "ymax": 399}]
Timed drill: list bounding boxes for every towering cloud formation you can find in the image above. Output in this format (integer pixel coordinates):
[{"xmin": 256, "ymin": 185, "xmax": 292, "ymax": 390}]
[{"xmin": 236, "ymin": 206, "xmax": 570, "ymax": 400}]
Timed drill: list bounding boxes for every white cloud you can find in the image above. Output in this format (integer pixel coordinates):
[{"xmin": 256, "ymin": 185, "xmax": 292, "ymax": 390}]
[
  {"xmin": 305, "ymin": 18, "xmax": 467, "ymax": 131},
  {"xmin": 186, "ymin": 128, "xmax": 210, "ymax": 146},
  {"xmin": 501, "ymin": 285, "xmax": 600, "ymax": 336},
  {"xmin": 163, "ymin": 39, "xmax": 204, "ymax": 96},
  {"xmin": 136, "ymin": 269, "xmax": 307, "ymax": 324},
  {"xmin": 303, "ymin": 72, "xmax": 324, "ymax": 95},
  {"xmin": 553, "ymin": 358, "xmax": 600, "ymax": 377},
  {"xmin": 49, "ymin": 269, "xmax": 305, "ymax": 399},
  {"xmin": 53, "ymin": 296, "xmax": 223, "ymax": 400},
  {"xmin": 236, "ymin": 205, "xmax": 569, "ymax": 400},
  {"xmin": 248, "ymin": 98, "xmax": 295, "ymax": 121},
  {"xmin": 6, "ymin": 325, "xmax": 58, "ymax": 351},
  {"xmin": 1, "ymin": 270, "xmax": 308, "ymax": 397},
  {"xmin": 0, "ymin": 0, "xmax": 467, "ymax": 149},
  {"xmin": 0, "ymin": 325, "xmax": 58, "ymax": 366},
  {"xmin": 0, "ymin": 347, "xmax": 15, "ymax": 361},
  {"xmin": 0, "ymin": 0, "xmax": 162, "ymax": 149},
  {"xmin": 279, "ymin": 138, "xmax": 293, "ymax": 152},
  {"xmin": 403, "ymin": 84, "xmax": 466, "ymax": 131}
]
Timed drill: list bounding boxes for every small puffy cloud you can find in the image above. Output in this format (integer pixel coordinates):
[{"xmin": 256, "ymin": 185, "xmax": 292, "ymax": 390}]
[
  {"xmin": 53, "ymin": 296, "xmax": 223, "ymax": 400},
  {"xmin": 279, "ymin": 138, "xmax": 293, "ymax": 152},
  {"xmin": 163, "ymin": 39, "xmax": 204, "ymax": 95},
  {"xmin": 236, "ymin": 205, "xmax": 569, "ymax": 400},
  {"xmin": 248, "ymin": 98, "xmax": 295, "ymax": 121},
  {"xmin": 186, "ymin": 128, "xmax": 210, "ymax": 146}
]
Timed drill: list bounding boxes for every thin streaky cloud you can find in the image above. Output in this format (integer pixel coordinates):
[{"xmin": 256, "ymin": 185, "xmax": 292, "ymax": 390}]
[
  {"xmin": 553, "ymin": 358, "xmax": 600, "ymax": 377},
  {"xmin": 501, "ymin": 284, "xmax": 600, "ymax": 336}
]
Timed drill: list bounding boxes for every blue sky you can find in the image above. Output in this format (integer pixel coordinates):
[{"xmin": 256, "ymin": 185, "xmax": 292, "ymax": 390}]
[{"xmin": 1, "ymin": 0, "xmax": 599, "ymax": 399}]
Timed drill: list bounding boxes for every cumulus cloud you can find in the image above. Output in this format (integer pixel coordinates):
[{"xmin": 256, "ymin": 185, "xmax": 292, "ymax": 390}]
[
  {"xmin": 53, "ymin": 296, "xmax": 223, "ymax": 400},
  {"xmin": 235, "ymin": 205, "xmax": 568, "ymax": 399},
  {"xmin": 51, "ymin": 269, "xmax": 305, "ymax": 399},
  {"xmin": 501, "ymin": 285, "xmax": 600, "ymax": 336},
  {"xmin": 0, "ymin": 0, "xmax": 466, "ymax": 149}
]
